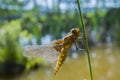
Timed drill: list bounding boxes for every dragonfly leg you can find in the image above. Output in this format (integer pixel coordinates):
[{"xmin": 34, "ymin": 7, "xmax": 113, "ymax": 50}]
[{"xmin": 74, "ymin": 41, "xmax": 79, "ymax": 51}]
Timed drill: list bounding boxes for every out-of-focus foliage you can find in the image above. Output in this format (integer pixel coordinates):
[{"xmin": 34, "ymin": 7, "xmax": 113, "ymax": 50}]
[
  {"xmin": 0, "ymin": 20, "xmax": 23, "ymax": 62},
  {"xmin": 0, "ymin": 20, "xmax": 26, "ymax": 75},
  {"xmin": 40, "ymin": 13, "xmax": 80, "ymax": 39},
  {"xmin": 21, "ymin": 14, "xmax": 43, "ymax": 44},
  {"xmin": 0, "ymin": 20, "xmax": 45, "ymax": 75},
  {"xmin": 105, "ymin": 8, "xmax": 120, "ymax": 42}
]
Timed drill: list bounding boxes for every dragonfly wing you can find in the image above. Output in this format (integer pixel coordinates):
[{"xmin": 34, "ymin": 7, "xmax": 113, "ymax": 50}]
[{"xmin": 23, "ymin": 45, "xmax": 60, "ymax": 62}]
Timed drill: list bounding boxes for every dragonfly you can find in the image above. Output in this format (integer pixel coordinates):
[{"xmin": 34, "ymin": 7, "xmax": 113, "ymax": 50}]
[{"xmin": 23, "ymin": 27, "xmax": 82, "ymax": 78}]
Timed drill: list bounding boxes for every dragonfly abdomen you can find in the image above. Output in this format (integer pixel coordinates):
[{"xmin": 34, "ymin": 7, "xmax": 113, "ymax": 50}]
[{"xmin": 53, "ymin": 48, "xmax": 68, "ymax": 77}]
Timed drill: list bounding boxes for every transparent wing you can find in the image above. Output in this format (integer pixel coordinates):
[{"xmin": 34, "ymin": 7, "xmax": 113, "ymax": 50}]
[{"xmin": 23, "ymin": 45, "xmax": 60, "ymax": 62}]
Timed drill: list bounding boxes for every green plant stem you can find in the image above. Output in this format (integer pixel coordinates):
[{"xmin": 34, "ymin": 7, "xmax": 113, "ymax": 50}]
[{"xmin": 76, "ymin": 0, "xmax": 93, "ymax": 80}]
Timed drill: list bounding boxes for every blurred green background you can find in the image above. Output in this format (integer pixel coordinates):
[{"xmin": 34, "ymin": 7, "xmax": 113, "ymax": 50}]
[{"xmin": 0, "ymin": 0, "xmax": 120, "ymax": 80}]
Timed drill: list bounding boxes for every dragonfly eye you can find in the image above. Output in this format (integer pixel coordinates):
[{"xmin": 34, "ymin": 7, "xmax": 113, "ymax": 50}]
[{"xmin": 71, "ymin": 29, "xmax": 76, "ymax": 34}]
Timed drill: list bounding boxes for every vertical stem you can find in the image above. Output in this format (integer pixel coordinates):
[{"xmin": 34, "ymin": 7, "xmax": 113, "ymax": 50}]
[{"xmin": 76, "ymin": 0, "xmax": 93, "ymax": 80}]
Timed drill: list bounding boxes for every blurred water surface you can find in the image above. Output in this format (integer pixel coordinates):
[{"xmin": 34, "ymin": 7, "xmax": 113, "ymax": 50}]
[{"xmin": 3, "ymin": 44, "xmax": 120, "ymax": 80}]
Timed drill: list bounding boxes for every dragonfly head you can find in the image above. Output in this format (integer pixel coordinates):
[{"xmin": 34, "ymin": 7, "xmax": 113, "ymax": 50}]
[
  {"xmin": 71, "ymin": 28, "xmax": 83, "ymax": 51},
  {"xmin": 71, "ymin": 27, "xmax": 81, "ymax": 37}
]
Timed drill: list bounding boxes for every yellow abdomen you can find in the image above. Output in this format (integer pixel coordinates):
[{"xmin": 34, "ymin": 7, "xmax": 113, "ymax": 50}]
[{"xmin": 53, "ymin": 48, "xmax": 68, "ymax": 77}]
